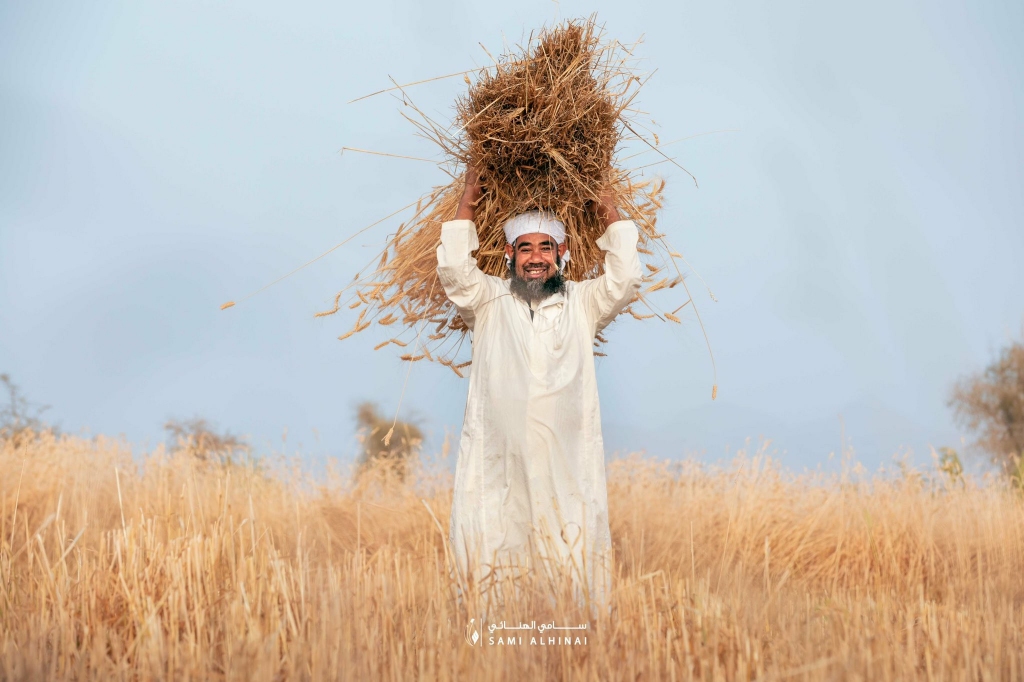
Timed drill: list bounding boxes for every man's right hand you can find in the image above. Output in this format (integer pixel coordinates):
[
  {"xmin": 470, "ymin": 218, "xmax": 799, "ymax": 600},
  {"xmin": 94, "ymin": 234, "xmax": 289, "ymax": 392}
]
[{"xmin": 455, "ymin": 163, "xmax": 482, "ymax": 221}]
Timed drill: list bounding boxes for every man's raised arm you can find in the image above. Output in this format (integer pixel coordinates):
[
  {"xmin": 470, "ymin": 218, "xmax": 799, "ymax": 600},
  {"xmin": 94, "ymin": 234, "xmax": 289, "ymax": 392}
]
[
  {"xmin": 578, "ymin": 189, "xmax": 644, "ymax": 335},
  {"xmin": 436, "ymin": 165, "xmax": 501, "ymax": 330}
]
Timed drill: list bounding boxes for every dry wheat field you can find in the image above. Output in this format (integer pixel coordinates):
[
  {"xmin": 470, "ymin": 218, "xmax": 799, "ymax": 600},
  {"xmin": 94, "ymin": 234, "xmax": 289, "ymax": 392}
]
[{"xmin": 1, "ymin": 431, "xmax": 1022, "ymax": 681}]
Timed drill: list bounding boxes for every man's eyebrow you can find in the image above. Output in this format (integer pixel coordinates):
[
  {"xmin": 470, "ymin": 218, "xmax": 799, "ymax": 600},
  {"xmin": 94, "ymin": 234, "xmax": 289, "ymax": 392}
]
[{"xmin": 516, "ymin": 238, "xmax": 556, "ymax": 250}]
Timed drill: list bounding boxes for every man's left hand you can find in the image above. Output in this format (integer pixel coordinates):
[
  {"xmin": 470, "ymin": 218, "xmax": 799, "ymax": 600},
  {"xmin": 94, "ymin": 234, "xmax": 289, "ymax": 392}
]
[{"xmin": 595, "ymin": 187, "xmax": 621, "ymax": 228}]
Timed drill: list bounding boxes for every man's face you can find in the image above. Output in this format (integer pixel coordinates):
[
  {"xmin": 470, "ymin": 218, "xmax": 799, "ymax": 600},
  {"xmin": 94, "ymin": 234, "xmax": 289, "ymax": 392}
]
[{"xmin": 505, "ymin": 232, "xmax": 568, "ymax": 282}]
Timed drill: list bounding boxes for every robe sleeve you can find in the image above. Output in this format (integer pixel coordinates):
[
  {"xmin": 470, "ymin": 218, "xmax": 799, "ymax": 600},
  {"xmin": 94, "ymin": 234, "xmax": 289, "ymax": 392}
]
[
  {"xmin": 577, "ymin": 219, "xmax": 644, "ymax": 336},
  {"xmin": 436, "ymin": 219, "xmax": 504, "ymax": 331}
]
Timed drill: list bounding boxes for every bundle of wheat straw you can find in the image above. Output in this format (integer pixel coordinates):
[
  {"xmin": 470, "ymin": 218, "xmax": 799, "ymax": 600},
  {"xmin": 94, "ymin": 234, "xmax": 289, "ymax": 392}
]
[{"xmin": 320, "ymin": 18, "xmax": 690, "ymax": 377}]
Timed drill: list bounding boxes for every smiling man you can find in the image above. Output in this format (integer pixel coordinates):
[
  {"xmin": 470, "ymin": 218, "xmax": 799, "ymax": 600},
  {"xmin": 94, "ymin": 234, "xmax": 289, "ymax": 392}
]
[
  {"xmin": 504, "ymin": 214, "xmax": 569, "ymax": 311},
  {"xmin": 436, "ymin": 165, "xmax": 642, "ymax": 607}
]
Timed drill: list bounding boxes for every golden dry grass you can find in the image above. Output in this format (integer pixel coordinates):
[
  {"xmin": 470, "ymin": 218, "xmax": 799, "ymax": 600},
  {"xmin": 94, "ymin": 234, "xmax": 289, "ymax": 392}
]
[{"xmin": 2, "ymin": 432, "xmax": 1023, "ymax": 681}]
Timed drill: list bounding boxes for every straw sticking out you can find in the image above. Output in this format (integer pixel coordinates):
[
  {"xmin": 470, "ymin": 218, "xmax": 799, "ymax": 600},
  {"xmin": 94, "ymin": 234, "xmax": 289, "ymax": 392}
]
[{"xmin": 327, "ymin": 17, "xmax": 710, "ymax": 379}]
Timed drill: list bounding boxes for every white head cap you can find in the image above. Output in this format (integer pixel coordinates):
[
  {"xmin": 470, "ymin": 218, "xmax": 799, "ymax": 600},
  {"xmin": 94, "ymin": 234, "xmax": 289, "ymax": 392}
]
[{"xmin": 502, "ymin": 210, "xmax": 566, "ymax": 246}]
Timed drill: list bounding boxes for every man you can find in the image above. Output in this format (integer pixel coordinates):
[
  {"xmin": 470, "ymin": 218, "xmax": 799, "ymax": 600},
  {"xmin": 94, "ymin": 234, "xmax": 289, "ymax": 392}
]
[{"xmin": 436, "ymin": 165, "xmax": 642, "ymax": 607}]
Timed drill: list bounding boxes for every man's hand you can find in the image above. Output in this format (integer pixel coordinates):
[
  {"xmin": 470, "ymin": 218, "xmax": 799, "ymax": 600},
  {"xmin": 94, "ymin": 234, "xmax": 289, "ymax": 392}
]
[
  {"xmin": 455, "ymin": 163, "xmax": 482, "ymax": 221},
  {"xmin": 595, "ymin": 186, "xmax": 621, "ymax": 229}
]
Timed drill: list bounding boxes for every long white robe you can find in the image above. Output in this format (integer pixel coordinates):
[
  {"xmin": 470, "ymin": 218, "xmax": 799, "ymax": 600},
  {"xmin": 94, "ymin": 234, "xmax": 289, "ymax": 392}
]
[{"xmin": 436, "ymin": 218, "xmax": 642, "ymax": 604}]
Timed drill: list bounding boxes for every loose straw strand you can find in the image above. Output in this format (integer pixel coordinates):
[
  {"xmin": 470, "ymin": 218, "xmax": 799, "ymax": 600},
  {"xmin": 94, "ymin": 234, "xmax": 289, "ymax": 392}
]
[{"xmin": 219, "ymin": 199, "xmax": 422, "ymax": 310}]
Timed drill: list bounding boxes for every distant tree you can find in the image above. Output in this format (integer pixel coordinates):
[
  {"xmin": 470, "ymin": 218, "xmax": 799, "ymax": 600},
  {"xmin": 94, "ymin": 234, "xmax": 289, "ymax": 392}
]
[
  {"xmin": 948, "ymin": 340, "xmax": 1024, "ymax": 484},
  {"xmin": 0, "ymin": 373, "xmax": 54, "ymax": 443},
  {"xmin": 164, "ymin": 417, "xmax": 249, "ymax": 465},
  {"xmin": 934, "ymin": 446, "xmax": 965, "ymax": 488},
  {"xmin": 355, "ymin": 402, "xmax": 423, "ymax": 483}
]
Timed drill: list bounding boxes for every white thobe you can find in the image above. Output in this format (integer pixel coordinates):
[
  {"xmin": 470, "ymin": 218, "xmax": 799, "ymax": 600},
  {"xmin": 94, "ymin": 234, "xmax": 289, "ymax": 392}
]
[{"xmin": 436, "ymin": 218, "xmax": 642, "ymax": 604}]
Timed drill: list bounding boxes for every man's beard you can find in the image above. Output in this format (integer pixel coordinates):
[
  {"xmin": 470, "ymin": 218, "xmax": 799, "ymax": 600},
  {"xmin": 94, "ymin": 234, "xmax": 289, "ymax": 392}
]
[{"xmin": 508, "ymin": 262, "xmax": 566, "ymax": 306}]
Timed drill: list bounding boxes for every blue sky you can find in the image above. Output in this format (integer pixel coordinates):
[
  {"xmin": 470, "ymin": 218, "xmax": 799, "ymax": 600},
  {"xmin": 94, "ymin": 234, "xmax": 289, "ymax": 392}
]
[{"xmin": 2, "ymin": 0, "xmax": 1022, "ymax": 472}]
